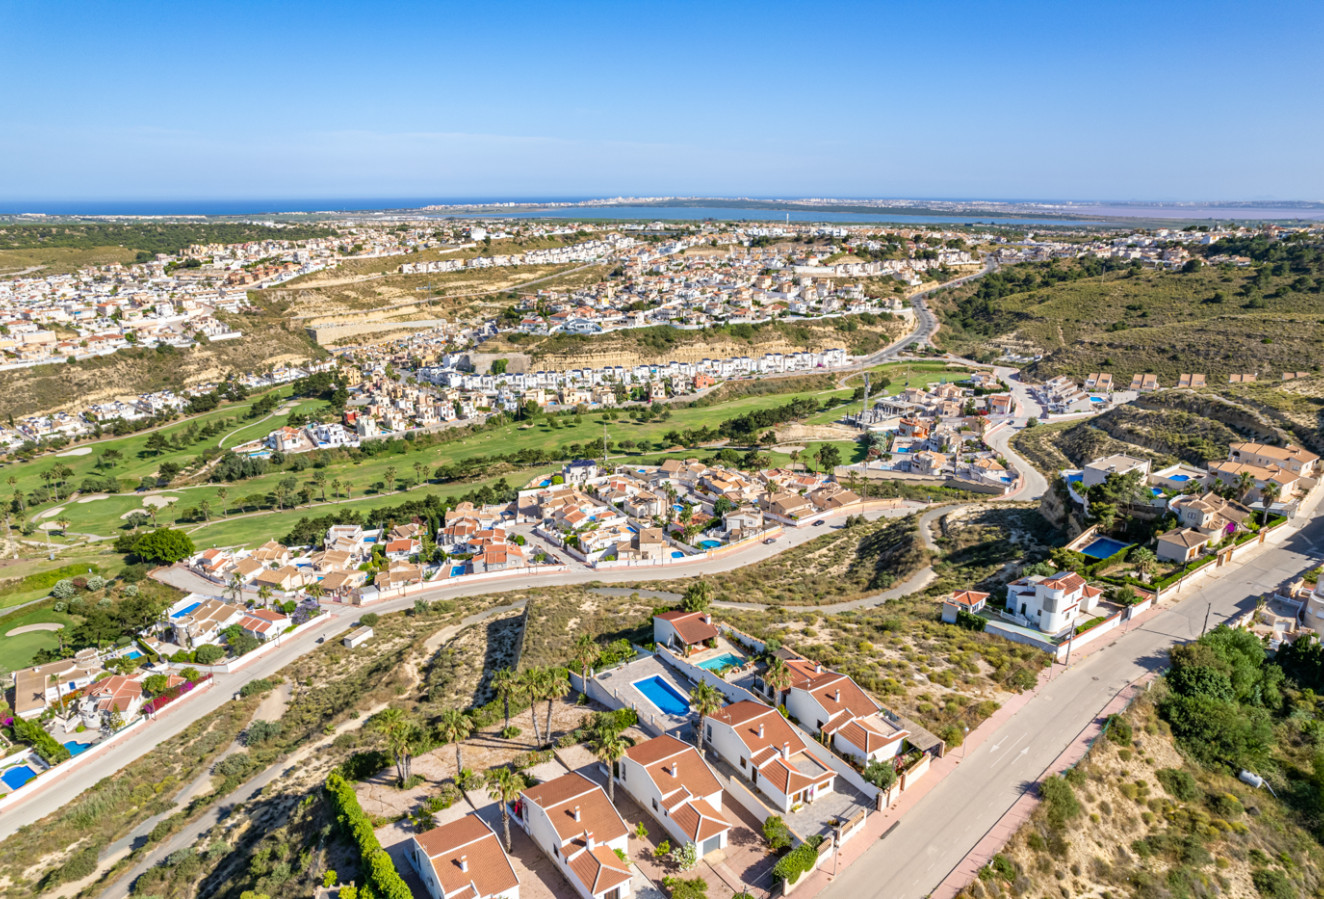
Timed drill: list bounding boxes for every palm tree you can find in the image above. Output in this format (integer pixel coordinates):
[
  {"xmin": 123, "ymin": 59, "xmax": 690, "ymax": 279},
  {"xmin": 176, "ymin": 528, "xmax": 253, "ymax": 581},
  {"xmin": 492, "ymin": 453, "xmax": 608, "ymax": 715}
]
[
  {"xmin": 385, "ymin": 466, "xmax": 398, "ymax": 492},
  {"xmin": 490, "ymin": 667, "xmax": 518, "ymax": 731},
  {"xmin": 216, "ymin": 487, "xmax": 229, "ymax": 517},
  {"xmin": 314, "ymin": 471, "xmax": 328, "ymax": 502},
  {"xmin": 1235, "ymin": 471, "xmax": 1256, "ymax": 503},
  {"xmin": 690, "ymin": 682, "xmax": 723, "ymax": 753},
  {"xmin": 331, "ymin": 478, "xmax": 341, "ymax": 502},
  {"xmin": 306, "ymin": 582, "xmax": 325, "ymax": 603},
  {"xmin": 40, "ymin": 469, "xmax": 55, "ymax": 499},
  {"xmin": 198, "ymin": 499, "xmax": 212, "ymax": 522},
  {"xmin": 1129, "ymin": 547, "xmax": 1157, "ymax": 578},
  {"xmin": 589, "ymin": 727, "xmax": 628, "ymax": 803},
  {"xmin": 486, "ymin": 766, "xmax": 529, "ymax": 851},
  {"xmin": 763, "ymin": 657, "xmax": 793, "ymax": 706},
  {"xmin": 371, "ymin": 708, "xmax": 424, "ymax": 785},
  {"xmin": 543, "ymin": 667, "xmax": 570, "ymax": 741},
  {"xmin": 436, "ymin": 708, "xmax": 474, "ymax": 776},
  {"xmin": 571, "ymin": 633, "xmax": 597, "ymax": 687},
  {"xmin": 520, "ymin": 668, "xmax": 544, "ymax": 745},
  {"xmin": 227, "ymin": 573, "xmax": 244, "ymax": 605},
  {"xmin": 56, "ymin": 516, "xmax": 71, "ymax": 536},
  {"xmin": 257, "ymin": 585, "xmax": 273, "ymax": 608},
  {"xmin": 413, "ymin": 461, "xmax": 426, "ymax": 487},
  {"xmin": 1260, "ymin": 481, "xmax": 1282, "ymax": 527}
]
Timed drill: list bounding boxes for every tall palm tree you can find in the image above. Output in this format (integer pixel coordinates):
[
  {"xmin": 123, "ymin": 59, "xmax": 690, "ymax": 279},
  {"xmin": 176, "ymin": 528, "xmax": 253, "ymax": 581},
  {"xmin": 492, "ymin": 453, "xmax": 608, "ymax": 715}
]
[
  {"xmin": 1260, "ymin": 481, "xmax": 1282, "ymax": 527},
  {"xmin": 330, "ymin": 478, "xmax": 341, "ymax": 502},
  {"xmin": 385, "ymin": 466, "xmax": 398, "ymax": 492},
  {"xmin": 1235, "ymin": 471, "xmax": 1256, "ymax": 503},
  {"xmin": 371, "ymin": 708, "xmax": 424, "ymax": 785},
  {"xmin": 56, "ymin": 516, "xmax": 71, "ymax": 536},
  {"xmin": 257, "ymin": 585, "xmax": 273, "ymax": 608},
  {"xmin": 490, "ymin": 667, "xmax": 518, "ymax": 731},
  {"xmin": 314, "ymin": 471, "xmax": 328, "ymax": 502},
  {"xmin": 486, "ymin": 766, "xmax": 529, "ymax": 851},
  {"xmin": 763, "ymin": 657, "xmax": 793, "ymax": 706},
  {"xmin": 543, "ymin": 667, "xmax": 570, "ymax": 741},
  {"xmin": 520, "ymin": 668, "xmax": 544, "ymax": 744},
  {"xmin": 690, "ymin": 682, "xmax": 724, "ymax": 753},
  {"xmin": 571, "ymin": 634, "xmax": 597, "ymax": 687},
  {"xmin": 227, "ymin": 573, "xmax": 244, "ymax": 605},
  {"xmin": 413, "ymin": 461, "xmax": 426, "ymax": 487},
  {"xmin": 216, "ymin": 487, "xmax": 229, "ymax": 517},
  {"xmin": 198, "ymin": 499, "xmax": 212, "ymax": 522},
  {"xmin": 589, "ymin": 727, "xmax": 628, "ymax": 803},
  {"xmin": 436, "ymin": 708, "xmax": 474, "ymax": 776},
  {"xmin": 306, "ymin": 582, "xmax": 325, "ymax": 603}
]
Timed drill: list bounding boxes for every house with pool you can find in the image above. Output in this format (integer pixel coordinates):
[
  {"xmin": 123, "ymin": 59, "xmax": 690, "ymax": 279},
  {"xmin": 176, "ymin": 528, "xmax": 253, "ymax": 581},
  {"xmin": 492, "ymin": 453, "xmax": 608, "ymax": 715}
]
[
  {"xmin": 653, "ymin": 611, "xmax": 718, "ymax": 656},
  {"xmin": 617, "ymin": 735, "xmax": 732, "ymax": 859},
  {"xmin": 704, "ymin": 700, "xmax": 836, "ymax": 813}
]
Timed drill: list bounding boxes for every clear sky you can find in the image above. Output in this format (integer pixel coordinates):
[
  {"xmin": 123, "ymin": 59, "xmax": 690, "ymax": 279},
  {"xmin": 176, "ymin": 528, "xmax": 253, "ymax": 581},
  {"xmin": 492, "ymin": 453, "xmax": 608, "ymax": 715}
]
[{"xmin": 1, "ymin": 0, "xmax": 1321, "ymax": 203}]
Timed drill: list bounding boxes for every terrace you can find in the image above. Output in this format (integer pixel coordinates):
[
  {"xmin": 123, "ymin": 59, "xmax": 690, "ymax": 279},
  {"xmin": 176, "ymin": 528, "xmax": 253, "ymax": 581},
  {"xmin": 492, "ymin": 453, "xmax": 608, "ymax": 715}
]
[
  {"xmin": 593, "ymin": 654, "xmax": 696, "ymax": 736},
  {"xmin": 685, "ymin": 634, "xmax": 754, "ymax": 677}
]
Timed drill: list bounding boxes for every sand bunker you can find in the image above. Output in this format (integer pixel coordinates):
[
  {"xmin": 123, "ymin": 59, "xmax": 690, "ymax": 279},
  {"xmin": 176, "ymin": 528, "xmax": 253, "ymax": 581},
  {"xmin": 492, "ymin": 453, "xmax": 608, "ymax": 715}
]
[{"xmin": 56, "ymin": 447, "xmax": 93, "ymax": 457}]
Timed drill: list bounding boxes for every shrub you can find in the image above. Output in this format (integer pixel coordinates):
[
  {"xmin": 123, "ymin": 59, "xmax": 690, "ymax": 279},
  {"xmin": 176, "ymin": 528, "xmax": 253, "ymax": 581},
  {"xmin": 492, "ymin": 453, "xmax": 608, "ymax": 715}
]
[
  {"xmin": 773, "ymin": 841, "xmax": 821, "ymax": 885},
  {"xmin": 662, "ymin": 875, "xmax": 709, "ymax": 899},
  {"xmin": 359, "ymin": 613, "xmax": 380, "ymax": 627},
  {"xmin": 238, "ymin": 678, "xmax": 274, "ymax": 698},
  {"xmin": 1039, "ymin": 775, "xmax": 1081, "ymax": 829},
  {"xmin": 863, "ymin": 759, "xmax": 898, "ymax": 790},
  {"xmin": 12, "ymin": 716, "xmax": 72, "ymax": 765},
  {"xmin": 340, "ymin": 750, "xmax": 391, "ymax": 781},
  {"xmin": 85, "ymin": 575, "xmax": 107, "ymax": 591},
  {"xmin": 1207, "ymin": 791, "xmax": 1243, "ymax": 818},
  {"xmin": 325, "ymin": 772, "xmax": 414, "ymax": 899},
  {"xmin": 763, "ymin": 815, "xmax": 793, "ymax": 850},
  {"xmin": 51, "ymin": 580, "xmax": 76, "ymax": 600},
  {"xmin": 500, "ymin": 725, "xmax": 521, "ymax": 739},
  {"xmin": 1105, "ymin": 714, "xmax": 1133, "ymax": 745},
  {"xmin": 194, "ymin": 644, "xmax": 225, "ymax": 665},
  {"xmin": 1156, "ymin": 768, "xmax": 1200, "ymax": 801},
  {"xmin": 954, "ymin": 609, "xmax": 986, "ymax": 631},
  {"xmin": 1252, "ymin": 868, "xmax": 1297, "ymax": 899},
  {"xmin": 243, "ymin": 720, "xmax": 283, "ymax": 746}
]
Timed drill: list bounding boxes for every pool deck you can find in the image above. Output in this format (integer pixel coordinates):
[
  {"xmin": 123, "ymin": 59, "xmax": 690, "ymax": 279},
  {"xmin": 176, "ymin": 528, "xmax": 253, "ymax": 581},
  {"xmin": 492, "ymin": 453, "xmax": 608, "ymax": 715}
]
[
  {"xmin": 594, "ymin": 655, "xmax": 696, "ymax": 737},
  {"xmin": 684, "ymin": 634, "xmax": 751, "ymax": 673}
]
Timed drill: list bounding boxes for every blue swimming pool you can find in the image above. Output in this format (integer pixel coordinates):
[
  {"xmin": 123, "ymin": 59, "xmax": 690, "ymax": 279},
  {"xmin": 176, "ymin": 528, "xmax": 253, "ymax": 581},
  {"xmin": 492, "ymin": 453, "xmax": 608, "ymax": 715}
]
[
  {"xmin": 670, "ymin": 551, "xmax": 685, "ymax": 559},
  {"xmin": 698, "ymin": 539, "xmax": 722, "ymax": 550},
  {"xmin": 1168, "ymin": 474, "xmax": 1191, "ymax": 482},
  {"xmin": 170, "ymin": 601, "xmax": 202, "ymax": 619},
  {"xmin": 1089, "ymin": 396, "xmax": 1105, "ymax": 403},
  {"xmin": 450, "ymin": 565, "xmax": 466, "ymax": 577},
  {"xmin": 63, "ymin": 741, "xmax": 92, "ymax": 756},
  {"xmin": 1079, "ymin": 536, "xmax": 1133, "ymax": 559},
  {"xmin": 1, "ymin": 766, "xmax": 36, "ymax": 790},
  {"xmin": 124, "ymin": 650, "xmax": 142, "ymax": 660},
  {"xmin": 697, "ymin": 652, "xmax": 744, "ymax": 671},
  {"xmin": 634, "ymin": 676, "xmax": 691, "ymax": 716},
  {"xmin": 1066, "ymin": 473, "xmax": 1083, "ymax": 484}
]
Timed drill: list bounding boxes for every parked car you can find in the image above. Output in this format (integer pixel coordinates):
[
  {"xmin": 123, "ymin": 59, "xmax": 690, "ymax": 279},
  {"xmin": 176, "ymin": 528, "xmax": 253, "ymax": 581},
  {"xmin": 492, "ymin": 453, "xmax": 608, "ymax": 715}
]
[
  {"xmin": 763, "ymin": 537, "xmax": 777, "ymax": 545},
  {"xmin": 813, "ymin": 520, "xmax": 826, "ymax": 526}
]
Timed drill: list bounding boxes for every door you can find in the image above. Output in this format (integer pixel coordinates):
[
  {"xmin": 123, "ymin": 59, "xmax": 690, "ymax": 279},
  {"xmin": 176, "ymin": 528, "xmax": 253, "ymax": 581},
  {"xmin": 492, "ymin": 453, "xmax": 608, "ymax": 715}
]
[{"xmin": 702, "ymin": 835, "xmax": 723, "ymax": 856}]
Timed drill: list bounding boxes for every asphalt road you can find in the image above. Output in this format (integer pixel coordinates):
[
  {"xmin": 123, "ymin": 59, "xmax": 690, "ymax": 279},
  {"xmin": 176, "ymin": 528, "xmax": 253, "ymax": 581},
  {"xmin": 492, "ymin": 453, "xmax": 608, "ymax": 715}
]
[{"xmin": 825, "ymin": 503, "xmax": 1324, "ymax": 899}]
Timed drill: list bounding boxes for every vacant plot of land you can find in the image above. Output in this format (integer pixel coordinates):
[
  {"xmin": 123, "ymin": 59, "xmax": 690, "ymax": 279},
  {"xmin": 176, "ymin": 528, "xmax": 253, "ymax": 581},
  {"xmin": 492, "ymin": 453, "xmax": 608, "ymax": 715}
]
[
  {"xmin": 932, "ymin": 260, "xmax": 1324, "ymax": 380},
  {"xmin": 647, "ymin": 514, "xmax": 929, "ymax": 607}
]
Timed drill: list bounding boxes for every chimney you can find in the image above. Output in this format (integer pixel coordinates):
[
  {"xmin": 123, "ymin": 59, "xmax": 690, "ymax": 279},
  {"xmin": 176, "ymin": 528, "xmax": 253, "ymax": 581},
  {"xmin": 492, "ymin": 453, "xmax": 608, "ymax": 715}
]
[
  {"xmin": 669, "ymin": 763, "xmax": 678, "ymax": 778},
  {"xmin": 458, "ymin": 855, "xmax": 468, "ymax": 873},
  {"xmin": 833, "ymin": 689, "xmax": 841, "ymax": 702},
  {"xmin": 702, "ymin": 613, "xmax": 711, "ymax": 625},
  {"xmin": 757, "ymin": 723, "xmax": 765, "ymax": 738},
  {"xmin": 815, "ymin": 662, "xmax": 823, "ymax": 674},
  {"xmin": 572, "ymin": 805, "xmax": 581, "ymax": 821},
  {"xmin": 781, "ymin": 742, "xmax": 791, "ymax": 759},
  {"xmin": 585, "ymin": 831, "xmax": 595, "ymax": 850}
]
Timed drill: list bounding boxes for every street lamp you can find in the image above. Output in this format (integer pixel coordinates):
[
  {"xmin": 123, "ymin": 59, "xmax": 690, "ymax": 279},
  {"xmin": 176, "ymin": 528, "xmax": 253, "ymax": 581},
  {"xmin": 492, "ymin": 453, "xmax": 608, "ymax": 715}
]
[{"xmin": 961, "ymin": 725, "xmax": 970, "ymax": 760}]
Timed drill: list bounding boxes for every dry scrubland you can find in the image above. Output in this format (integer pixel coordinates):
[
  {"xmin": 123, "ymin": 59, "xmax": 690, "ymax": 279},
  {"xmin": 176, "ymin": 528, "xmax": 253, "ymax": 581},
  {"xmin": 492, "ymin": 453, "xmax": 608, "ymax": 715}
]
[
  {"xmin": 931, "ymin": 261, "xmax": 1324, "ymax": 382},
  {"xmin": 957, "ymin": 695, "xmax": 1322, "ymax": 899}
]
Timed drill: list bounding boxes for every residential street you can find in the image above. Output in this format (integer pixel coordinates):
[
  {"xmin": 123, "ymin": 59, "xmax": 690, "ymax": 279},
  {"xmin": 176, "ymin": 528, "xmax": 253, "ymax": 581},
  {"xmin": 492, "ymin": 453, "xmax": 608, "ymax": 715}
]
[{"xmin": 824, "ymin": 505, "xmax": 1324, "ymax": 899}]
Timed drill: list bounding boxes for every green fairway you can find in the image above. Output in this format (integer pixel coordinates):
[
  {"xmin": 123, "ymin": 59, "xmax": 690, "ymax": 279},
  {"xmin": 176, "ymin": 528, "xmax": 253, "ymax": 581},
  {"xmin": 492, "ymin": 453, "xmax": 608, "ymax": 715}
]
[{"xmin": 0, "ymin": 604, "xmax": 80, "ymax": 676}]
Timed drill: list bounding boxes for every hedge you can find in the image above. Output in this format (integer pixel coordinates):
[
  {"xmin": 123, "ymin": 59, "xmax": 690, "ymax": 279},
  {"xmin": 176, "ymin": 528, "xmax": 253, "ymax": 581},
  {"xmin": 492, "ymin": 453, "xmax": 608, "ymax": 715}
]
[
  {"xmin": 772, "ymin": 836, "xmax": 825, "ymax": 885},
  {"xmin": 325, "ymin": 771, "xmax": 412, "ymax": 899},
  {"xmin": 13, "ymin": 716, "xmax": 72, "ymax": 765}
]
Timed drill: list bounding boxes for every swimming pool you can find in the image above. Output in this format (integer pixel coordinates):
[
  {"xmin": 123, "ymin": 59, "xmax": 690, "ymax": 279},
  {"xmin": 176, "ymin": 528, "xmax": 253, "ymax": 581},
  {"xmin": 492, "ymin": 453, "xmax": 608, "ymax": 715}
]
[
  {"xmin": 1168, "ymin": 474, "xmax": 1191, "ymax": 482},
  {"xmin": 1078, "ymin": 536, "xmax": 1133, "ymax": 559},
  {"xmin": 696, "ymin": 652, "xmax": 744, "ymax": 671},
  {"xmin": 1089, "ymin": 396, "xmax": 1105, "ymax": 403},
  {"xmin": 450, "ymin": 565, "xmax": 466, "ymax": 577},
  {"xmin": 124, "ymin": 650, "xmax": 142, "ymax": 660},
  {"xmin": 1066, "ymin": 473, "xmax": 1083, "ymax": 484},
  {"xmin": 634, "ymin": 676, "xmax": 691, "ymax": 716},
  {"xmin": 670, "ymin": 551, "xmax": 685, "ymax": 559},
  {"xmin": 170, "ymin": 601, "xmax": 202, "ymax": 619},
  {"xmin": 1, "ymin": 766, "xmax": 36, "ymax": 790},
  {"xmin": 698, "ymin": 539, "xmax": 722, "ymax": 550},
  {"xmin": 63, "ymin": 741, "xmax": 93, "ymax": 756}
]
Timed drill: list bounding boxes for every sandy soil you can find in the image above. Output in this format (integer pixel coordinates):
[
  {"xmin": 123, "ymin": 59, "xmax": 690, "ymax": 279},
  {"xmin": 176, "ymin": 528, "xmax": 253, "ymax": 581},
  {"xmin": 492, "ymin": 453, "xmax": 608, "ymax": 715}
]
[{"xmin": 55, "ymin": 447, "xmax": 93, "ymax": 457}]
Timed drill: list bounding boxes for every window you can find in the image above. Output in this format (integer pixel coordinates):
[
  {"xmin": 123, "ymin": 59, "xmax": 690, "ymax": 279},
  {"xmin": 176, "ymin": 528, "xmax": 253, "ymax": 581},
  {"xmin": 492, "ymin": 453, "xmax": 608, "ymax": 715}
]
[
  {"xmin": 653, "ymin": 798, "xmax": 659, "ymax": 811},
  {"xmin": 739, "ymin": 757, "xmax": 746, "ymax": 769}
]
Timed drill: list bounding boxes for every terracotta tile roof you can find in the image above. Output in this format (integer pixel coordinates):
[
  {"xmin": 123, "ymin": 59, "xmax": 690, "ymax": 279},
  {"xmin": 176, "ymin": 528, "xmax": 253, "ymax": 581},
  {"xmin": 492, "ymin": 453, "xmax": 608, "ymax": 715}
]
[
  {"xmin": 521, "ymin": 772, "xmax": 627, "ymax": 844},
  {"xmin": 670, "ymin": 796, "xmax": 730, "ymax": 843},
  {"xmin": 948, "ymin": 590, "xmax": 990, "ymax": 606},
  {"xmin": 625, "ymin": 735, "xmax": 722, "ymax": 802},
  {"xmin": 414, "ymin": 815, "xmax": 519, "ymax": 899},
  {"xmin": 565, "ymin": 840, "xmax": 631, "ymax": 896},
  {"xmin": 655, "ymin": 610, "xmax": 719, "ymax": 645}
]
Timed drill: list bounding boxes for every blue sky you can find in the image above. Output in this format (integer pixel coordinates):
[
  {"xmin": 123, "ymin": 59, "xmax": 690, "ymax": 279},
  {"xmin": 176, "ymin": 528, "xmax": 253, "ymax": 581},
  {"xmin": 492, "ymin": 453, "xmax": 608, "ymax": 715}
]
[{"xmin": 1, "ymin": 0, "xmax": 1321, "ymax": 202}]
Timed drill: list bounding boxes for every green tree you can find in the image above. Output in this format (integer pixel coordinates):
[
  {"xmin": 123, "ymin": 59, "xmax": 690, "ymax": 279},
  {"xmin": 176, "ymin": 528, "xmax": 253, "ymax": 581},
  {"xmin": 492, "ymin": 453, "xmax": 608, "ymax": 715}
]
[
  {"xmin": 132, "ymin": 528, "xmax": 195, "ymax": 563},
  {"xmin": 371, "ymin": 708, "xmax": 426, "ymax": 785},
  {"xmin": 589, "ymin": 727, "xmax": 628, "ymax": 803},
  {"xmin": 571, "ymin": 633, "xmax": 598, "ymax": 686},
  {"xmin": 690, "ymin": 682, "xmax": 723, "ymax": 754},
  {"xmin": 681, "ymin": 581, "xmax": 712, "ymax": 613},
  {"xmin": 486, "ymin": 766, "xmax": 529, "ymax": 851},
  {"xmin": 815, "ymin": 443, "xmax": 842, "ymax": 472},
  {"xmin": 543, "ymin": 667, "xmax": 570, "ymax": 740},
  {"xmin": 436, "ymin": 708, "xmax": 474, "ymax": 776},
  {"xmin": 490, "ymin": 667, "xmax": 518, "ymax": 731}
]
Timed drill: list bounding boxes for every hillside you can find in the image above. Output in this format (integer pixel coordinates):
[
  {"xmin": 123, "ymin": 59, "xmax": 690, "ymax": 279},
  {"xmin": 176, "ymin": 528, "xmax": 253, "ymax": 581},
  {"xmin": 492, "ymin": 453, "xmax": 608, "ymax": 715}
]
[
  {"xmin": 930, "ymin": 255, "xmax": 1324, "ymax": 381},
  {"xmin": 0, "ymin": 293, "xmax": 325, "ymax": 418},
  {"xmin": 489, "ymin": 313, "xmax": 907, "ymax": 371},
  {"xmin": 1012, "ymin": 383, "xmax": 1324, "ymax": 483},
  {"xmin": 959, "ymin": 628, "xmax": 1324, "ymax": 899}
]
